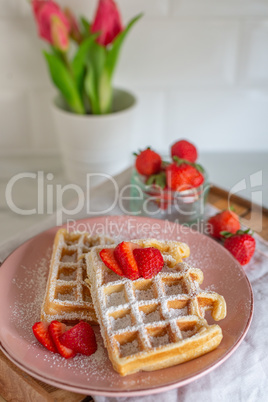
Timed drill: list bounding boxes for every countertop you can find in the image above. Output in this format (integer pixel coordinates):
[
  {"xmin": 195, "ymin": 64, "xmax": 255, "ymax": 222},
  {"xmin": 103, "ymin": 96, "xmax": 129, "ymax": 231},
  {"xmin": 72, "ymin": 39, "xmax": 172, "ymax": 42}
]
[{"xmin": 0, "ymin": 151, "xmax": 267, "ymax": 244}]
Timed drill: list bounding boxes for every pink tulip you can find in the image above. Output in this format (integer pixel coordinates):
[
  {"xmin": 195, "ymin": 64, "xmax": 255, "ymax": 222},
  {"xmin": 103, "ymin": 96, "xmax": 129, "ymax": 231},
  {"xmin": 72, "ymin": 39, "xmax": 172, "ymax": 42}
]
[
  {"xmin": 32, "ymin": 0, "xmax": 70, "ymax": 44},
  {"xmin": 51, "ymin": 16, "xmax": 69, "ymax": 52},
  {"xmin": 91, "ymin": 0, "xmax": 123, "ymax": 46},
  {"xmin": 64, "ymin": 8, "xmax": 82, "ymax": 44}
]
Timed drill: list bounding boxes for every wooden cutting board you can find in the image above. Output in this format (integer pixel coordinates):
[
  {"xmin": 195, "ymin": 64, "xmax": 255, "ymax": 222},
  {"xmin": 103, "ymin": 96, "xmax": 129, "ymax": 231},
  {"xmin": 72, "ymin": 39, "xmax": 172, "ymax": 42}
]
[{"xmin": 1, "ymin": 184, "xmax": 267, "ymax": 402}]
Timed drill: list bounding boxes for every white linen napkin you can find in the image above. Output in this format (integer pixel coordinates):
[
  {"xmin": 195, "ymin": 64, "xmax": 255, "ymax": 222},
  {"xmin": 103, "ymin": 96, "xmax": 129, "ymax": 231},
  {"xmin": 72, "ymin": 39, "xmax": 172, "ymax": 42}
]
[{"xmin": 0, "ymin": 167, "xmax": 267, "ymax": 402}]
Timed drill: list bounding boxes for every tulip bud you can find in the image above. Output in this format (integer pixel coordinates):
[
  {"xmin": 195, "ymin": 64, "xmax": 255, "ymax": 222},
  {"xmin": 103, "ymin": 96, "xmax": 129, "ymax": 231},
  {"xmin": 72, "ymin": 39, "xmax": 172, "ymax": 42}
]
[
  {"xmin": 91, "ymin": 0, "xmax": 123, "ymax": 47},
  {"xmin": 32, "ymin": 0, "xmax": 70, "ymax": 45},
  {"xmin": 51, "ymin": 15, "xmax": 69, "ymax": 52}
]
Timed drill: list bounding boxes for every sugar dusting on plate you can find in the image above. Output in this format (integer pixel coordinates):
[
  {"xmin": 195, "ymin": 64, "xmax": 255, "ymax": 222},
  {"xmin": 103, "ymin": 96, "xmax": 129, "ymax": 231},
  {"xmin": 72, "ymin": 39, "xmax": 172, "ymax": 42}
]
[{"xmin": 9, "ymin": 247, "xmax": 117, "ymax": 382}]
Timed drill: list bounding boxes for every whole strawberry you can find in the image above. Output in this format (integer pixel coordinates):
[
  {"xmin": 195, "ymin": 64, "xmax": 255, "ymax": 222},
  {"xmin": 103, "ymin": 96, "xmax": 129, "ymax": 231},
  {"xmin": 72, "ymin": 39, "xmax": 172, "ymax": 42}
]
[
  {"xmin": 135, "ymin": 147, "xmax": 162, "ymax": 176},
  {"xmin": 223, "ymin": 230, "xmax": 256, "ymax": 266},
  {"xmin": 207, "ymin": 209, "xmax": 240, "ymax": 239},
  {"xmin": 166, "ymin": 158, "xmax": 204, "ymax": 192},
  {"xmin": 171, "ymin": 139, "xmax": 198, "ymax": 163}
]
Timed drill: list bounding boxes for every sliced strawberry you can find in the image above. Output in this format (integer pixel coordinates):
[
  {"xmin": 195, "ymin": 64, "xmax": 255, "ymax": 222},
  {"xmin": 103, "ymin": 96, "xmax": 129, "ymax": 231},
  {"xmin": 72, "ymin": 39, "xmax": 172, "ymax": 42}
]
[
  {"xmin": 100, "ymin": 248, "xmax": 124, "ymax": 276},
  {"xmin": 48, "ymin": 321, "xmax": 76, "ymax": 358},
  {"xmin": 114, "ymin": 241, "xmax": 140, "ymax": 280},
  {"xmin": 32, "ymin": 321, "xmax": 57, "ymax": 353},
  {"xmin": 60, "ymin": 321, "xmax": 97, "ymax": 356},
  {"xmin": 133, "ymin": 247, "xmax": 164, "ymax": 279}
]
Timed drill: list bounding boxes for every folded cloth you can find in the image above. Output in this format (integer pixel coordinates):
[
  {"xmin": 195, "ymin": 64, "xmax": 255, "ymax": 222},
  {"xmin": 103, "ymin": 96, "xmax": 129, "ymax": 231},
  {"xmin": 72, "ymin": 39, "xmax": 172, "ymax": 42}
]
[{"xmin": 0, "ymin": 167, "xmax": 267, "ymax": 402}]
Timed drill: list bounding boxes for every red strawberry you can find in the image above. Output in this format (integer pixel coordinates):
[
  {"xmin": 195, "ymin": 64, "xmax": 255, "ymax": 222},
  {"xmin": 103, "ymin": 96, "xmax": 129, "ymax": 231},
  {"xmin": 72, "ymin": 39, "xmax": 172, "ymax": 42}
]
[
  {"xmin": 223, "ymin": 230, "xmax": 256, "ymax": 266},
  {"xmin": 135, "ymin": 148, "xmax": 162, "ymax": 176},
  {"xmin": 32, "ymin": 321, "xmax": 57, "ymax": 353},
  {"xmin": 133, "ymin": 247, "xmax": 164, "ymax": 279},
  {"xmin": 171, "ymin": 140, "xmax": 198, "ymax": 163},
  {"xmin": 207, "ymin": 209, "xmax": 240, "ymax": 239},
  {"xmin": 114, "ymin": 241, "xmax": 140, "ymax": 280},
  {"xmin": 49, "ymin": 321, "xmax": 76, "ymax": 358},
  {"xmin": 100, "ymin": 248, "xmax": 124, "ymax": 276},
  {"xmin": 166, "ymin": 160, "xmax": 204, "ymax": 192},
  {"xmin": 60, "ymin": 321, "xmax": 97, "ymax": 356}
]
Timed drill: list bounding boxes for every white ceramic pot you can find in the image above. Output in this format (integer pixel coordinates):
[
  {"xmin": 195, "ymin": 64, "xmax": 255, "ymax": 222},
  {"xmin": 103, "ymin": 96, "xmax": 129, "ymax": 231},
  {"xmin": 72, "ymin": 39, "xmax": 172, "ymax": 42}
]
[{"xmin": 52, "ymin": 88, "xmax": 137, "ymax": 186}]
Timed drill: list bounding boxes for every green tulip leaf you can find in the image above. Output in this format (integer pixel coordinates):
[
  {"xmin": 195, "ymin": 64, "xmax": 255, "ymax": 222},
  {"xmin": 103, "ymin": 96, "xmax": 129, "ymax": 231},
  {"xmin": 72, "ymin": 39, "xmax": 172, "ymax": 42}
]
[
  {"xmin": 104, "ymin": 13, "xmax": 143, "ymax": 80},
  {"xmin": 44, "ymin": 51, "xmax": 85, "ymax": 114},
  {"xmin": 85, "ymin": 42, "xmax": 108, "ymax": 113},
  {"xmin": 85, "ymin": 65, "xmax": 100, "ymax": 114},
  {"xmin": 72, "ymin": 35, "xmax": 97, "ymax": 94},
  {"xmin": 80, "ymin": 17, "xmax": 91, "ymax": 37}
]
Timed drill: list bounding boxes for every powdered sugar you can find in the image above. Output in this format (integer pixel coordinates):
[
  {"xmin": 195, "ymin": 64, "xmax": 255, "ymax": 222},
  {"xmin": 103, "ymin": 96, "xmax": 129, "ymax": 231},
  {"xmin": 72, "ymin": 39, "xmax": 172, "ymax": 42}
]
[
  {"xmin": 165, "ymin": 282, "xmax": 184, "ymax": 296},
  {"xmin": 135, "ymin": 287, "xmax": 154, "ymax": 301},
  {"xmin": 11, "ymin": 251, "xmax": 51, "ymax": 340},
  {"xmin": 106, "ymin": 290, "xmax": 126, "ymax": 308},
  {"xmin": 111, "ymin": 314, "xmax": 132, "ymax": 331},
  {"xmin": 182, "ymin": 329, "xmax": 196, "ymax": 339},
  {"xmin": 141, "ymin": 308, "xmax": 161, "ymax": 324},
  {"xmin": 169, "ymin": 306, "xmax": 188, "ymax": 318},
  {"xmin": 150, "ymin": 333, "xmax": 170, "ymax": 348},
  {"xmin": 120, "ymin": 339, "xmax": 140, "ymax": 357}
]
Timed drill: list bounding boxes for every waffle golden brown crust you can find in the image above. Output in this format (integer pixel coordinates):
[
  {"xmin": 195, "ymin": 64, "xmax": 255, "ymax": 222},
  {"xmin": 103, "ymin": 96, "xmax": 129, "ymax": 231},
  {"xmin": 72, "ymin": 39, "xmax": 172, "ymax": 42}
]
[
  {"xmin": 86, "ymin": 239, "xmax": 226, "ymax": 376},
  {"xmin": 41, "ymin": 228, "xmax": 114, "ymax": 324}
]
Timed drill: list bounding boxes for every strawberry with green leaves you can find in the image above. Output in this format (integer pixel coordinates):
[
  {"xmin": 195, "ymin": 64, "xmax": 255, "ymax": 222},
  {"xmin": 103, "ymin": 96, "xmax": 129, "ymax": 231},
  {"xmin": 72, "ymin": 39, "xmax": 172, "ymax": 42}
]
[
  {"xmin": 166, "ymin": 157, "xmax": 204, "ymax": 192},
  {"xmin": 171, "ymin": 139, "xmax": 198, "ymax": 163},
  {"xmin": 207, "ymin": 209, "xmax": 240, "ymax": 239},
  {"xmin": 134, "ymin": 147, "xmax": 162, "ymax": 176},
  {"xmin": 222, "ymin": 229, "xmax": 256, "ymax": 266}
]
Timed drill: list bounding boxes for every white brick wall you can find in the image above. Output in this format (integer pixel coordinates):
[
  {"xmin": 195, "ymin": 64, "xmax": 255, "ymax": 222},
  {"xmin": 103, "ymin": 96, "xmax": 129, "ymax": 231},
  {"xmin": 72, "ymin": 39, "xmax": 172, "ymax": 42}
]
[{"xmin": 0, "ymin": 0, "xmax": 268, "ymax": 156}]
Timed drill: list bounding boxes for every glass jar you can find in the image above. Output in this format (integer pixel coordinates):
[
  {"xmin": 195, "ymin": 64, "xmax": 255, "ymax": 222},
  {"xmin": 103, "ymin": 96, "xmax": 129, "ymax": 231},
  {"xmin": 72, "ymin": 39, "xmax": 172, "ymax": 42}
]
[{"xmin": 129, "ymin": 168, "xmax": 210, "ymax": 225}]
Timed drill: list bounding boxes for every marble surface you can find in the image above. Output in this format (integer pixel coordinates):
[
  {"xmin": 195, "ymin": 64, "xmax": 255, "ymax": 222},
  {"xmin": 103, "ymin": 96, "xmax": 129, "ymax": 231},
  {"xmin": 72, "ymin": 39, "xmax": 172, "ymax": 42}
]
[{"xmin": 0, "ymin": 151, "xmax": 267, "ymax": 245}]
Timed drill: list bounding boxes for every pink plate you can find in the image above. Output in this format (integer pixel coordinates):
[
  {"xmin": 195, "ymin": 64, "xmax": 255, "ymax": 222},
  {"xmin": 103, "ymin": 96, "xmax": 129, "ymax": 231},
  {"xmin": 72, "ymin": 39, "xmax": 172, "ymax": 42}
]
[{"xmin": 0, "ymin": 216, "xmax": 253, "ymax": 396}]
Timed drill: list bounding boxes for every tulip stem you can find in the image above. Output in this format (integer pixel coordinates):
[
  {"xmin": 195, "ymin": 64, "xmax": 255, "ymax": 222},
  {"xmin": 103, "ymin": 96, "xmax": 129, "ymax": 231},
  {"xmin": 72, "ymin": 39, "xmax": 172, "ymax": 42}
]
[{"xmin": 61, "ymin": 52, "xmax": 73, "ymax": 76}]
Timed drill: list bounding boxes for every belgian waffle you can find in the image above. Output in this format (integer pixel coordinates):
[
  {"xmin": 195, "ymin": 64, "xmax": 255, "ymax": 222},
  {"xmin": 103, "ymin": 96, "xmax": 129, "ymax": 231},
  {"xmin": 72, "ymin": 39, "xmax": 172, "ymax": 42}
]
[
  {"xmin": 41, "ymin": 228, "xmax": 114, "ymax": 324},
  {"xmin": 87, "ymin": 240, "xmax": 226, "ymax": 376}
]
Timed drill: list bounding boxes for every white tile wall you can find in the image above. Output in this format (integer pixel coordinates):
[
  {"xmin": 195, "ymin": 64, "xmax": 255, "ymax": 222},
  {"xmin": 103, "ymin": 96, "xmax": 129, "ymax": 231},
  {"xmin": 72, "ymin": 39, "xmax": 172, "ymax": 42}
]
[
  {"xmin": 0, "ymin": 0, "xmax": 30, "ymax": 17},
  {"xmin": 115, "ymin": 20, "xmax": 239, "ymax": 87},
  {"xmin": 0, "ymin": 0, "xmax": 268, "ymax": 155},
  {"xmin": 58, "ymin": 0, "xmax": 169, "ymax": 19},
  {"xmin": 166, "ymin": 89, "xmax": 268, "ymax": 152},
  {"xmin": 28, "ymin": 88, "xmax": 58, "ymax": 150},
  {"xmin": 0, "ymin": 90, "xmax": 31, "ymax": 150},
  {"xmin": 130, "ymin": 88, "xmax": 166, "ymax": 152},
  {"xmin": 0, "ymin": 19, "xmax": 50, "ymax": 88},
  {"xmin": 240, "ymin": 20, "xmax": 268, "ymax": 85},
  {"xmin": 172, "ymin": 0, "xmax": 268, "ymax": 17}
]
